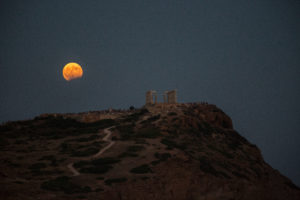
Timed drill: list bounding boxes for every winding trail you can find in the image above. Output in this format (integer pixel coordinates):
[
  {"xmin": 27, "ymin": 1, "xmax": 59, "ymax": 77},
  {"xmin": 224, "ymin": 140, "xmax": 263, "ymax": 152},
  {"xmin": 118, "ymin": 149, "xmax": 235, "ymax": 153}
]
[{"xmin": 67, "ymin": 126, "xmax": 115, "ymax": 176}]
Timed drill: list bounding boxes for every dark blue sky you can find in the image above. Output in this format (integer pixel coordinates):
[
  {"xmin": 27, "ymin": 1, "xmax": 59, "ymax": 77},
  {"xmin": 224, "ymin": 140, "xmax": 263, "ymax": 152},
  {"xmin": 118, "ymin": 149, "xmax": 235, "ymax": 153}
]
[{"xmin": 1, "ymin": 0, "xmax": 299, "ymax": 185}]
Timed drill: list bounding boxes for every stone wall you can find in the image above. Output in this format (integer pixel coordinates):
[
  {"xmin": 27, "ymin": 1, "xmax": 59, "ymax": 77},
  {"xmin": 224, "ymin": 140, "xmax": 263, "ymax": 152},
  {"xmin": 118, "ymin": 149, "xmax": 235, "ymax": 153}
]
[{"xmin": 146, "ymin": 90, "xmax": 177, "ymax": 105}]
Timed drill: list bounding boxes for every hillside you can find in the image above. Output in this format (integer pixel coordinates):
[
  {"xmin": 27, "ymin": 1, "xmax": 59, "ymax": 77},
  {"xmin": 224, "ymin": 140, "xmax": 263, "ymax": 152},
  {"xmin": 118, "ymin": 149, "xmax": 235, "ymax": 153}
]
[{"xmin": 0, "ymin": 103, "xmax": 299, "ymax": 200}]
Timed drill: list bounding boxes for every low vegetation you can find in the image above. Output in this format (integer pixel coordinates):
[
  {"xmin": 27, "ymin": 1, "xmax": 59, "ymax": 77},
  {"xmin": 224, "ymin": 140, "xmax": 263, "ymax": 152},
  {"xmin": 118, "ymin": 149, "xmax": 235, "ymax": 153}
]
[
  {"xmin": 207, "ymin": 144, "xmax": 234, "ymax": 159},
  {"xmin": 168, "ymin": 112, "xmax": 177, "ymax": 116},
  {"xmin": 127, "ymin": 145, "xmax": 145, "ymax": 152},
  {"xmin": 1, "ymin": 103, "xmax": 283, "ymax": 199},
  {"xmin": 105, "ymin": 178, "xmax": 127, "ymax": 185},
  {"xmin": 198, "ymin": 156, "xmax": 220, "ymax": 177},
  {"xmin": 29, "ymin": 162, "xmax": 63, "ymax": 176},
  {"xmin": 197, "ymin": 121, "xmax": 216, "ymax": 136},
  {"xmin": 13, "ymin": 117, "xmax": 117, "ymax": 140},
  {"xmin": 130, "ymin": 164, "xmax": 152, "ymax": 174},
  {"xmin": 79, "ymin": 166, "xmax": 112, "ymax": 174},
  {"xmin": 136, "ymin": 127, "xmax": 161, "ymax": 138},
  {"xmin": 29, "ymin": 162, "xmax": 47, "ymax": 170},
  {"xmin": 60, "ymin": 140, "xmax": 102, "ymax": 157},
  {"xmin": 39, "ymin": 155, "xmax": 59, "ymax": 166},
  {"xmin": 116, "ymin": 124, "xmax": 161, "ymax": 140},
  {"xmin": 141, "ymin": 114, "xmax": 161, "ymax": 124},
  {"xmin": 74, "ymin": 157, "xmax": 120, "ymax": 174},
  {"xmin": 151, "ymin": 152, "xmax": 171, "ymax": 165},
  {"xmin": 71, "ymin": 148, "xmax": 99, "ymax": 157},
  {"xmin": 160, "ymin": 138, "xmax": 187, "ymax": 150},
  {"xmin": 116, "ymin": 124, "xmax": 135, "ymax": 140},
  {"xmin": 122, "ymin": 109, "xmax": 149, "ymax": 123},
  {"xmin": 118, "ymin": 152, "xmax": 139, "ymax": 158},
  {"xmin": 41, "ymin": 176, "xmax": 91, "ymax": 194},
  {"xmin": 71, "ymin": 135, "xmax": 101, "ymax": 142},
  {"xmin": 118, "ymin": 145, "xmax": 144, "ymax": 158}
]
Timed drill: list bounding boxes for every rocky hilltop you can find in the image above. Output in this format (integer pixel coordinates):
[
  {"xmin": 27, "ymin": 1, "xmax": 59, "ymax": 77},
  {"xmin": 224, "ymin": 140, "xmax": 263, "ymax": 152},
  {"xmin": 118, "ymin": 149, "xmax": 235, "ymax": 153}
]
[{"xmin": 0, "ymin": 103, "xmax": 299, "ymax": 200}]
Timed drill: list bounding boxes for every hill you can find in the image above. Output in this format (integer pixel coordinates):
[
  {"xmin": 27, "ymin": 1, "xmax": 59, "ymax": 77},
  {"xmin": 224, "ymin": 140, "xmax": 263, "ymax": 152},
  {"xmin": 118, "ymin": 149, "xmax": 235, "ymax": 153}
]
[{"xmin": 0, "ymin": 103, "xmax": 299, "ymax": 200}]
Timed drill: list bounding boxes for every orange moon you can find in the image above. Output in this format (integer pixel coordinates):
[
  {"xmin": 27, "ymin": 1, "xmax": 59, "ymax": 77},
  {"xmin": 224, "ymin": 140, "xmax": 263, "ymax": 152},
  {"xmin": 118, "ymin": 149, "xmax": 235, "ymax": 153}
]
[{"xmin": 62, "ymin": 63, "xmax": 83, "ymax": 81}]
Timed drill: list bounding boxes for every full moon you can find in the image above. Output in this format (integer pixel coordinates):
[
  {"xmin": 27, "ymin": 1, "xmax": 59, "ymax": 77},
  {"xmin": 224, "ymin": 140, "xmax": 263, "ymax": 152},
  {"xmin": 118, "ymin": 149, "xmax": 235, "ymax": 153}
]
[{"xmin": 62, "ymin": 62, "xmax": 83, "ymax": 81}]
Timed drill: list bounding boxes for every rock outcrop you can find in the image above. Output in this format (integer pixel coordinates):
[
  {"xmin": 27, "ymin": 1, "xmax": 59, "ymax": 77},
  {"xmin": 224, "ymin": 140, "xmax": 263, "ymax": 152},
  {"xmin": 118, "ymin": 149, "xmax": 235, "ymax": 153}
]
[{"xmin": 0, "ymin": 103, "xmax": 299, "ymax": 200}]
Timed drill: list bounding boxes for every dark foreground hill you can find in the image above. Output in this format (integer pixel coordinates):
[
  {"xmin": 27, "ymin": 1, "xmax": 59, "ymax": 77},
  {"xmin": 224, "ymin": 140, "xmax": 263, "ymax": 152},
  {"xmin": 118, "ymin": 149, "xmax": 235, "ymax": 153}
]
[{"xmin": 0, "ymin": 103, "xmax": 299, "ymax": 200}]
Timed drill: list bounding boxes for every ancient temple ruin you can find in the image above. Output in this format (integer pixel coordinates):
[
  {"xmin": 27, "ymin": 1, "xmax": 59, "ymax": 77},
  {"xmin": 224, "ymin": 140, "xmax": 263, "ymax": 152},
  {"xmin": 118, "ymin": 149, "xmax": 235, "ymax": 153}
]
[
  {"xmin": 165, "ymin": 90, "xmax": 177, "ymax": 103},
  {"xmin": 146, "ymin": 90, "xmax": 177, "ymax": 105},
  {"xmin": 146, "ymin": 90, "xmax": 157, "ymax": 104}
]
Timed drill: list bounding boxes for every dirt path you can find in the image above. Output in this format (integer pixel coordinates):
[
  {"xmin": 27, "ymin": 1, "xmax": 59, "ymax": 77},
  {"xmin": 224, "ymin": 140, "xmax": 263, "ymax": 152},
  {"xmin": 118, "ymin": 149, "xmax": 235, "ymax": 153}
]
[{"xmin": 67, "ymin": 126, "xmax": 115, "ymax": 176}]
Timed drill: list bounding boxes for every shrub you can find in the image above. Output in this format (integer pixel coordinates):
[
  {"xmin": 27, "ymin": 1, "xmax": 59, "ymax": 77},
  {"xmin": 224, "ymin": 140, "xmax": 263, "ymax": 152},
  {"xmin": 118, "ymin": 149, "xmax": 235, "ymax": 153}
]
[
  {"xmin": 41, "ymin": 176, "xmax": 91, "ymax": 194},
  {"xmin": 29, "ymin": 163, "xmax": 47, "ymax": 170},
  {"xmin": 90, "ymin": 141, "xmax": 103, "ymax": 147},
  {"xmin": 155, "ymin": 152, "xmax": 171, "ymax": 161},
  {"xmin": 45, "ymin": 117, "xmax": 115, "ymax": 129},
  {"xmin": 171, "ymin": 117, "xmax": 178, "ymax": 122},
  {"xmin": 130, "ymin": 164, "xmax": 152, "ymax": 174},
  {"xmin": 251, "ymin": 166, "xmax": 262, "ymax": 178},
  {"xmin": 35, "ymin": 117, "xmax": 116, "ymax": 139},
  {"xmin": 122, "ymin": 109, "xmax": 148, "ymax": 122},
  {"xmin": 285, "ymin": 181, "xmax": 300, "ymax": 190},
  {"xmin": 218, "ymin": 171, "xmax": 231, "ymax": 179},
  {"xmin": 226, "ymin": 132, "xmax": 246, "ymax": 150},
  {"xmin": 39, "ymin": 155, "xmax": 56, "ymax": 161},
  {"xmin": 71, "ymin": 148, "xmax": 99, "ymax": 157},
  {"xmin": 118, "ymin": 145, "xmax": 145, "ymax": 158},
  {"xmin": 161, "ymin": 138, "xmax": 176, "ymax": 149},
  {"xmin": 32, "ymin": 169, "xmax": 64, "ymax": 176},
  {"xmin": 105, "ymin": 178, "xmax": 127, "ymax": 185},
  {"xmin": 118, "ymin": 152, "xmax": 139, "ymax": 158},
  {"xmin": 91, "ymin": 157, "xmax": 120, "ymax": 165},
  {"xmin": 0, "ymin": 137, "xmax": 8, "ymax": 148},
  {"xmin": 59, "ymin": 142, "xmax": 72, "ymax": 153},
  {"xmin": 160, "ymin": 138, "xmax": 186, "ymax": 150},
  {"xmin": 44, "ymin": 116, "xmax": 84, "ymax": 129},
  {"xmin": 151, "ymin": 160, "xmax": 160, "ymax": 165},
  {"xmin": 145, "ymin": 115, "xmax": 161, "ymax": 123},
  {"xmin": 207, "ymin": 144, "xmax": 234, "ymax": 159},
  {"xmin": 134, "ymin": 138, "xmax": 148, "ymax": 144},
  {"xmin": 74, "ymin": 161, "xmax": 90, "ymax": 168},
  {"xmin": 73, "ymin": 135, "xmax": 100, "ymax": 142},
  {"xmin": 79, "ymin": 166, "xmax": 112, "ymax": 174},
  {"xmin": 168, "ymin": 112, "xmax": 177, "ymax": 116},
  {"xmin": 198, "ymin": 156, "xmax": 220, "ymax": 177},
  {"xmin": 116, "ymin": 124, "xmax": 135, "ymax": 140},
  {"xmin": 89, "ymin": 119, "xmax": 116, "ymax": 128},
  {"xmin": 0, "ymin": 123, "xmax": 14, "ymax": 132},
  {"xmin": 112, "ymin": 136, "xmax": 118, "ymax": 141},
  {"xmin": 151, "ymin": 153, "xmax": 171, "ymax": 165},
  {"xmin": 127, "ymin": 145, "xmax": 145, "ymax": 152},
  {"xmin": 74, "ymin": 157, "xmax": 120, "ymax": 174},
  {"xmin": 232, "ymin": 171, "xmax": 249, "ymax": 180},
  {"xmin": 95, "ymin": 188, "xmax": 104, "ymax": 192},
  {"xmin": 117, "ymin": 124, "xmax": 160, "ymax": 140},
  {"xmin": 137, "ymin": 127, "xmax": 161, "ymax": 138},
  {"xmin": 197, "ymin": 121, "xmax": 215, "ymax": 135}
]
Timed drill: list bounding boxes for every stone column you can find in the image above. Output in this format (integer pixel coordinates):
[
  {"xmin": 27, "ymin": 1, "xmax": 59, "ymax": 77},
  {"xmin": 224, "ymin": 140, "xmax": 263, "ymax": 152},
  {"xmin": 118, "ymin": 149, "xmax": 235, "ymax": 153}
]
[
  {"xmin": 163, "ymin": 91, "xmax": 167, "ymax": 103},
  {"xmin": 167, "ymin": 90, "xmax": 177, "ymax": 104},
  {"xmin": 146, "ymin": 91, "xmax": 153, "ymax": 105}
]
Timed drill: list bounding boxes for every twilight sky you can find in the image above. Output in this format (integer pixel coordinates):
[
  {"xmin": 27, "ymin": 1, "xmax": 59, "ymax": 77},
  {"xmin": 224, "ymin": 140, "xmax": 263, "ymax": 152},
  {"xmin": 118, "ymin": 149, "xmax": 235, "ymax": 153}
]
[{"xmin": 0, "ymin": 0, "xmax": 299, "ymax": 186}]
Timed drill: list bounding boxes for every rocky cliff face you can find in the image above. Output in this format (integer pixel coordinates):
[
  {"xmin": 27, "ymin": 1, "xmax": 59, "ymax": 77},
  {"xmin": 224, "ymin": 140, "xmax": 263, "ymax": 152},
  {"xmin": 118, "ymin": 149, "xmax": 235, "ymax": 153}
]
[{"xmin": 0, "ymin": 103, "xmax": 299, "ymax": 200}]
